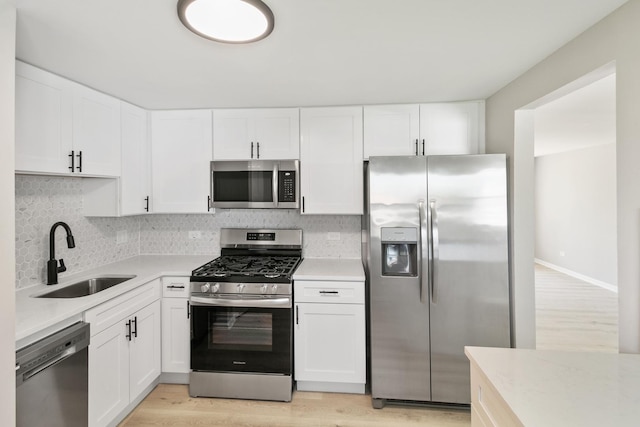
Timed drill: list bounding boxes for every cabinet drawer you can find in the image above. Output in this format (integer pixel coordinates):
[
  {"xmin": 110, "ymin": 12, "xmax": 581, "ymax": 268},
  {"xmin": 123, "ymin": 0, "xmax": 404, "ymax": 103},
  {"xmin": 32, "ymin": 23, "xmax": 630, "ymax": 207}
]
[
  {"xmin": 294, "ymin": 280, "xmax": 364, "ymax": 304},
  {"xmin": 84, "ymin": 279, "xmax": 161, "ymax": 336},
  {"xmin": 162, "ymin": 276, "xmax": 190, "ymax": 298}
]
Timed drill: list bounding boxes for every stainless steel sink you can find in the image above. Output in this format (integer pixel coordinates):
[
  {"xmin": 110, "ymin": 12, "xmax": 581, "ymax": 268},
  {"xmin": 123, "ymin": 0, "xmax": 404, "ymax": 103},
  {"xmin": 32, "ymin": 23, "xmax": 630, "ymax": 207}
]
[{"xmin": 35, "ymin": 275, "xmax": 137, "ymax": 298}]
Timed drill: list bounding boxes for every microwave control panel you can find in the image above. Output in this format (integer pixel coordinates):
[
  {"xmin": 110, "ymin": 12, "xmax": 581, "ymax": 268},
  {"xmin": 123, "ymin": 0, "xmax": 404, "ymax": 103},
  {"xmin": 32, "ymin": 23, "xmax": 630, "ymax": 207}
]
[{"xmin": 279, "ymin": 171, "xmax": 296, "ymax": 202}]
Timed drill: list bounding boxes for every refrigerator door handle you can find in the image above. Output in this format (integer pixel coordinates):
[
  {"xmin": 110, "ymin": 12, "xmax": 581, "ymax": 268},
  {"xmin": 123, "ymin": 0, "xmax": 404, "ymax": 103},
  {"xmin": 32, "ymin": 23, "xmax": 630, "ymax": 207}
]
[
  {"xmin": 418, "ymin": 200, "xmax": 428, "ymax": 303},
  {"xmin": 429, "ymin": 200, "xmax": 439, "ymax": 303}
]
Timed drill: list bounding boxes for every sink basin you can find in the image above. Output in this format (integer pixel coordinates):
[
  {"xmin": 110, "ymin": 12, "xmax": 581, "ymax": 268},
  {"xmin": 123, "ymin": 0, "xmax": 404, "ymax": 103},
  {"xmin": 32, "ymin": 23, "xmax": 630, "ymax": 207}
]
[{"xmin": 36, "ymin": 275, "xmax": 137, "ymax": 298}]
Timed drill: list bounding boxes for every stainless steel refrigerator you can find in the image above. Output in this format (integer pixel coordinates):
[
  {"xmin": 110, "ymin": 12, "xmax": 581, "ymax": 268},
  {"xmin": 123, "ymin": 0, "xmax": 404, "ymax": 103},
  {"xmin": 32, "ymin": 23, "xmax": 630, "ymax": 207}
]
[{"xmin": 366, "ymin": 154, "xmax": 511, "ymax": 408}]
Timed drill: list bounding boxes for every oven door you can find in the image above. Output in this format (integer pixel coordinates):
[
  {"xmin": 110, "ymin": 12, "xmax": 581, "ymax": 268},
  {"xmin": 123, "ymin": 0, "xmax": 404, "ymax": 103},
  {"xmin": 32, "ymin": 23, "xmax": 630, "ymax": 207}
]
[{"xmin": 190, "ymin": 295, "xmax": 292, "ymax": 375}]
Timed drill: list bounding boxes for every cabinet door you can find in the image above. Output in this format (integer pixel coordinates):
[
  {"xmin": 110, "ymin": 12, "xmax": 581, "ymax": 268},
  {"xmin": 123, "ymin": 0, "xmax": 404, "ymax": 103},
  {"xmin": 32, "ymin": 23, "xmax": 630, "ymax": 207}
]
[
  {"xmin": 253, "ymin": 108, "xmax": 299, "ymax": 160},
  {"xmin": 161, "ymin": 298, "xmax": 190, "ymax": 373},
  {"xmin": 72, "ymin": 84, "xmax": 121, "ymax": 175},
  {"xmin": 151, "ymin": 110, "xmax": 213, "ymax": 213},
  {"xmin": 89, "ymin": 321, "xmax": 129, "ymax": 427},
  {"xmin": 129, "ymin": 300, "xmax": 161, "ymax": 399},
  {"xmin": 212, "ymin": 109, "xmax": 252, "ymax": 160},
  {"xmin": 364, "ymin": 104, "xmax": 419, "ymax": 159},
  {"xmin": 120, "ymin": 102, "xmax": 150, "ymax": 215},
  {"xmin": 300, "ymin": 107, "xmax": 363, "ymax": 215},
  {"xmin": 419, "ymin": 102, "xmax": 483, "ymax": 155},
  {"xmin": 212, "ymin": 108, "xmax": 300, "ymax": 160},
  {"xmin": 294, "ymin": 303, "xmax": 366, "ymax": 384},
  {"xmin": 15, "ymin": 61, "xmax": 73, "ymax": 174}
]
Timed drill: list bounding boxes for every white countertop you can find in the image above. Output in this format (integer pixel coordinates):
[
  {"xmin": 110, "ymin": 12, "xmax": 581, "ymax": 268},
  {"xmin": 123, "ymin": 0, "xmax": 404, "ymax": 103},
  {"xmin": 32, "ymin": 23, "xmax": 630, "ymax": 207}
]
[
  {"xmin": 465, "ymin": 346, "xmax": 640, "ymax": 426},
  {"xmin": 16, "ymin": 255, "xmax": 211, "ymax": 347},
  {"xmin": 293, "ymin": 258, "xmax": 365, "ymax": 281}
]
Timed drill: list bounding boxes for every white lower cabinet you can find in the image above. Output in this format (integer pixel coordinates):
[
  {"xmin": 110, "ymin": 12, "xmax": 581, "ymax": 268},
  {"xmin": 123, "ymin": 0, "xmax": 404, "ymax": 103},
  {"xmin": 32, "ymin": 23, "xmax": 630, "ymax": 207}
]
[
  {"xmin": 161, "ymin": 276, "xmax": 190, "ymax": 376},
  {"xmin": 294, "ymin": 280, "xmax": 366, "ymax": 393},
  {"xmin": 85, "ymin": 280, "xmax": 161, "ymax": 427}
]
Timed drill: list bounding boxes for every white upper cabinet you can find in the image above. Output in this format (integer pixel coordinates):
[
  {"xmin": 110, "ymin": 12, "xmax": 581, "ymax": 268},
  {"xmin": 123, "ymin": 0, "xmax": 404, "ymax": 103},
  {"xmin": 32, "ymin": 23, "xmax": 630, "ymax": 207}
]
[
  {"xmin": 213, "ymin": 108, "xmax": 299, "ymax": 160},
  {"xmin": 363, "ymin": 102, "xmax": 485, "ymax": 158},
  {"xmin": 419, "ymin": 102, "xmax": 484, "ymax": 155},
  {"xmin": 150, "ymin": 110, "xmax": 213, "ymax": 213},
  {"xmin": 300, "ymin": 106, "xmax": 363, "ymax": 215},
  {"xmin": 72, "ymin": 83, "xmax": 122, "ymax": 176},
  {"xmin": 15, "ymin": 61, "xmax": 73, "ymax": 174},
  {"xmin": 364, "ymin": 104, "xmax": 419, "ymax": 158},
  {"xmin": 120, "ymin": 102, "xmax": 150, "ymax": 215},
  {"xmin": 15, "ymin": 61, "xmax": 122, "ymax": 176}
]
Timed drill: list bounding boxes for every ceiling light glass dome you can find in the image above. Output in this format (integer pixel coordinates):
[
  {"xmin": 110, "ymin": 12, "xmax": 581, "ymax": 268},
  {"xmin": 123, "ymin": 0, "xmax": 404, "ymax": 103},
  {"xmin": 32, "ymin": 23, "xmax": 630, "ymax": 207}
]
[{"xmin": 177, "ymin": 0, "xmax": 274, "ymax": 44}]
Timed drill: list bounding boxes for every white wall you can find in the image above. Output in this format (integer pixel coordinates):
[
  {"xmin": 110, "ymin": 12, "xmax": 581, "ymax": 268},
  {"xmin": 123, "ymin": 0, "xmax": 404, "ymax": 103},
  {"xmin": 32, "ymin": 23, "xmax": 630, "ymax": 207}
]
[
  {"xmin": 486, "ymin": 0, "xmax": 640, "ymax": 352},
  {"xmin": 0, "ymin": 0, "xmax": 16, "ymax": 423},
  {"xmin": 535, "ymin": 144, "xmax": 617, "ymax": 286}
]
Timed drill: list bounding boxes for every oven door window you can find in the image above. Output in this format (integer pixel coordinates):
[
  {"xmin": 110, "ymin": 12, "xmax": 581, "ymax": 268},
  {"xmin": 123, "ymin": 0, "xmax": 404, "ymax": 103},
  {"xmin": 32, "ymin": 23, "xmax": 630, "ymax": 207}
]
[
  {"xmin": 213, "ymin": 171, "xmax": 274, "ymax": 203},
  {"xmin": 191, "ymin": 305, "xmax": 291, "ymax": 374}
]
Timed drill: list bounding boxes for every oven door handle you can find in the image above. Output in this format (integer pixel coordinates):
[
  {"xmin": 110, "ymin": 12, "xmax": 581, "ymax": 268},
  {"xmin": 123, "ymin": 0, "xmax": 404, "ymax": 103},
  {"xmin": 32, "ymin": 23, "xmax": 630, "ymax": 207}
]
[{"xmin": 190, "ymin": 296, "xmax": 292, "ymax": 309}]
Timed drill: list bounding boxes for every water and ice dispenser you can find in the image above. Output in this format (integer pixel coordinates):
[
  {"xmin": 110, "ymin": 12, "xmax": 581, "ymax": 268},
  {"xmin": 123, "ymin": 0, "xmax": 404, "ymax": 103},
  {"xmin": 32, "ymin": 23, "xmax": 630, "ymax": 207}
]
[{"xmin": 381, "ymin": 227, "xmax": 418, "ymax": 276}]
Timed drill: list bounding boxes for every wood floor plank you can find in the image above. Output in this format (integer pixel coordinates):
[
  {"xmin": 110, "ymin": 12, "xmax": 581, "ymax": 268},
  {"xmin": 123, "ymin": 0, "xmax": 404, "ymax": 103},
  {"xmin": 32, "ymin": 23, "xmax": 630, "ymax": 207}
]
[
  {"xmin": 535, "ymin": 263, "xmax": 618, "ymax": 352},
  {"xmin": 119, "ymin": 385, "xmax": 471, "ymax": 427}
]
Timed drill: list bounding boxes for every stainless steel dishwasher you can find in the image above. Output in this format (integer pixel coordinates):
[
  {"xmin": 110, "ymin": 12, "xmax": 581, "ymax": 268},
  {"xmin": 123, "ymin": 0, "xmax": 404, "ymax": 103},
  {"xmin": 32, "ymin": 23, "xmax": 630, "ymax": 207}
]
[{"xmin": 16, "ymin": 322, "xmax": 90, "ymax": 427}]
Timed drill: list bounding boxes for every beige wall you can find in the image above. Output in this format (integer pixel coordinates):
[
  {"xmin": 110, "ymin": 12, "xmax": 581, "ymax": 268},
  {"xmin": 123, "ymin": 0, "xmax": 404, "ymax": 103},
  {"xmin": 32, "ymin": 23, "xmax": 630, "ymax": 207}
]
[
  {"xmin": 486, "ymin": 0, "xmax": 640, "ymax": 351},
  {"xmin": 0, "ymin": 0, "xmax": 16, "ymax": 423}
]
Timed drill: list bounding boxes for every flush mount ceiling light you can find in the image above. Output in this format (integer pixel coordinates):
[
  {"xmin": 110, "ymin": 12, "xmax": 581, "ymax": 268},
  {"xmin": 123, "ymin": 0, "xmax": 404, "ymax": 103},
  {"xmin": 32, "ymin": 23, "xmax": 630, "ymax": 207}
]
[{"xmin": 177, "ymin": 0, "xmax": 274, "ymax": 44}]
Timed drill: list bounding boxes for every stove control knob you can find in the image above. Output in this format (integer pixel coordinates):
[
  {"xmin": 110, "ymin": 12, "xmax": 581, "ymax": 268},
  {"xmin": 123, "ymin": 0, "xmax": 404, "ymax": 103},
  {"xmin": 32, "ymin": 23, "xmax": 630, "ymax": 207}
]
[
  {"xmin": 237, "ymin": 283, "xmax": 245, "ymax": 293},
  {"xmin": 271, "ymin": 284, "xmax": 278, "ymax": 294},
  {"xmin": 200, "ymin": 283, "xmax": 210, "ymax": 293},
  {"xmin": 261, "ymin": 284, "xmax": 268, "ymax": 294},
  {"xmin": 212, "ymin": 283, "xmax": 220, "ymax": 293}
]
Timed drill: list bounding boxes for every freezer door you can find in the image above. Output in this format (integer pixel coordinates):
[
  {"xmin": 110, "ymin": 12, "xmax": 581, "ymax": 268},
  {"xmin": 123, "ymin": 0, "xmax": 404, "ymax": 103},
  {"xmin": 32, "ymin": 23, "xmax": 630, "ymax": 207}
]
[
  {"xmin": 427, "ymin": 154, "xmax": 511, "ymax": 404},
  {"xmin": 368, "ymin": 156, "xmax": 431, "ymax": 403}
]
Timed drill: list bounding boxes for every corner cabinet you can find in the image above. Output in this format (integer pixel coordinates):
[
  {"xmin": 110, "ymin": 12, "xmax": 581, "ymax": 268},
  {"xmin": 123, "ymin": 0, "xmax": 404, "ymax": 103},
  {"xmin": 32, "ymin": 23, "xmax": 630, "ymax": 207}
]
[
  {"xmin": 299, "ymin": 107, "xmax": 363, "ymax": 215},
  {"xmin": 15, "ymin": 61, "xmax": 122, "ymax": 176},
  {"xmin": 84, "ymin": 280, "xmax": 161, "ymax": 427},
  {"xmin": 212, "ymin": 108, "xmax": 300, "ymax": 160},
  {"xmin": 363, "ymin": 102, "xmax": 485, "ymax": 159},
  {"xmin": 294, "ymin": 279, "xmax": 366, "ymax": 394},
  {"xmin": 150, "ymin": 110, "xmax": 213, "ymax": 213}
]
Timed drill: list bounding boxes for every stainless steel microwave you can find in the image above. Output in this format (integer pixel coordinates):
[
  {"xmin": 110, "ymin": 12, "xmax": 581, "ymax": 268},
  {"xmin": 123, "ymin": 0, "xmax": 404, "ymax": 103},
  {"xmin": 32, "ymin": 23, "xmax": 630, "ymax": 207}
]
[{"xmin": 210, "ymin": 160, "xmax": 300, "ymax": 209}]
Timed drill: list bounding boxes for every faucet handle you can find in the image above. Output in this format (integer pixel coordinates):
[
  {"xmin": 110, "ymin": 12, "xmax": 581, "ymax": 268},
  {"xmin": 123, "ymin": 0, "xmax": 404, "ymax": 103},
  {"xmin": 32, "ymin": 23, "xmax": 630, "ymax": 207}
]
[{"xmin": 58, "ymin": 258, "xmax": 67, "ymax": 273}]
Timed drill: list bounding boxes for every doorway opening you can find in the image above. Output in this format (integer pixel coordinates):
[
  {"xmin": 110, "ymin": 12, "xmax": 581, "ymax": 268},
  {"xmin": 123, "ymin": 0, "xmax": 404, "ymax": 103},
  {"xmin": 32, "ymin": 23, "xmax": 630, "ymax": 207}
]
[{"xmin": 515, "ymin": 63, "xmax": 618, "ymax": 352}]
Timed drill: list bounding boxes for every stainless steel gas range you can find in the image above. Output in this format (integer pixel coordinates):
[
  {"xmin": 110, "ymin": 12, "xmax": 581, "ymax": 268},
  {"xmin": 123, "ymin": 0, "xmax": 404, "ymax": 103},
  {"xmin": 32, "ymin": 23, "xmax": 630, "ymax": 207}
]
[{"xmin": 189, "ymin": 228, "xmax": 302, "ymax": 402}]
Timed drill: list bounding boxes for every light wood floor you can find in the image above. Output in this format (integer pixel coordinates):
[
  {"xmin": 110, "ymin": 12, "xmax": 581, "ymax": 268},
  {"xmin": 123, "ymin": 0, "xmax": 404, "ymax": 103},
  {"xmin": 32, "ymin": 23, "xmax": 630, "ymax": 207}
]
[
  {"xmin": 119, "ymin": 385, "xmax": 471, "ymax": 427},
  {"xmin": 120, "ymin": 264, "xmax": 618, "ymax": 426},
  {"xmin": 535, "ymin": 263, "xmax": 618, "ymax": 352}
]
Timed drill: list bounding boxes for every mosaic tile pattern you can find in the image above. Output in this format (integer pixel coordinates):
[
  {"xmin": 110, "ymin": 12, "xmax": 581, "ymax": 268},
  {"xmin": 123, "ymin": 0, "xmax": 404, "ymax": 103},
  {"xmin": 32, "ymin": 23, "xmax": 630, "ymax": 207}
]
[
  {"xmin": 140, "ymin": 209, "xmax": 362, "ymax": 258},
  {"xmin": 15, "ymin": 175, "xmax": 139, "ymax": 289},
  {"xmin": 16, "ymin": 176, "xmax": 363, "ymax": 289}
]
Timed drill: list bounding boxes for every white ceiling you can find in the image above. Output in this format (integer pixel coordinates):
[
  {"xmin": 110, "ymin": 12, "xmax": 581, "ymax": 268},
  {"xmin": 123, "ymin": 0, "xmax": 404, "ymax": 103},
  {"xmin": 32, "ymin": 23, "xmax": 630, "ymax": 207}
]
[
  {"xmin": 534, "ymin": 74, "xmax": 616, "ymax": 157},
  {"xmin": 15, "ymin": 0, "xmax": 627, "ymax": 110}
]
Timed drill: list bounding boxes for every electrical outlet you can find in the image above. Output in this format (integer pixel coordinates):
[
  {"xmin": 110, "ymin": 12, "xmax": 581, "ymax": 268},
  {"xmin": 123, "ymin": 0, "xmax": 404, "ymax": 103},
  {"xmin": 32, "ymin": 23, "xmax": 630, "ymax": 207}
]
[
  {"xmin": 189, "ymin": 230, "xmax": 202, "ymax": 240},
  {"xmin": 327, "ymin": 232, "xmax": 341, "ymax": 241},
  {"xmin": 116, "ymin": 230, "xmax": 128, "ymax": 245}
]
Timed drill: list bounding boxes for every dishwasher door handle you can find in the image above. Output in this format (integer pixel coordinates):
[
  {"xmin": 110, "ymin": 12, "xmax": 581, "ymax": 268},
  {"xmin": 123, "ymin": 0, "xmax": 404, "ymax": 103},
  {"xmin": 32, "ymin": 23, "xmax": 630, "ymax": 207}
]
[{"xmin": 20, "ymin": 345, "xmax": 78, "ymax": 383}]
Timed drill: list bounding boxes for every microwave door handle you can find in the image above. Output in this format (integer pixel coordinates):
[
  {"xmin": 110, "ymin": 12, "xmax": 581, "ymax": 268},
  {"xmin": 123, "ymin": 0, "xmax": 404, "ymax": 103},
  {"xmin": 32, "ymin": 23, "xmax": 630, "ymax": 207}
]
[{"xmin": 272, "ymin": 164, "xmax": 279, "ymax": 208}]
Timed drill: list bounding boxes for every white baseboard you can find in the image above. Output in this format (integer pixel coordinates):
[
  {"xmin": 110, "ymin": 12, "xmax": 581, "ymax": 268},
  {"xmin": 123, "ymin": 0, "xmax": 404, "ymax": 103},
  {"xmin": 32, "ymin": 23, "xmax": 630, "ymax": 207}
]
[{"xmin": 535, "ymin": 259, "xmax": 617, "ymax": 293}]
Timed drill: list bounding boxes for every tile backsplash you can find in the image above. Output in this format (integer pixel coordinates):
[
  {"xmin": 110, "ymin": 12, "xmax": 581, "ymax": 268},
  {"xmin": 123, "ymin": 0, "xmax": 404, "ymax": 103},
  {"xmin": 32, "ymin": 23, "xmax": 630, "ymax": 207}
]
[
  {"xmin": 16, "ymin": 175, "xmax": 362, "ymax": 289},
  {"xmin": 15, "ymin": 176, "xmax": 139, "ymax": 289}
]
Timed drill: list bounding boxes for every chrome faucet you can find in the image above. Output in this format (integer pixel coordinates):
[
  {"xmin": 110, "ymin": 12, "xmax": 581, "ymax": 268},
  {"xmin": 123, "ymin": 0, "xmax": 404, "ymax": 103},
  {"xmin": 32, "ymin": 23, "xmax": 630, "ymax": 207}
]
[{"xmin": 47, "ymin": 222, "xmax": 76, "ymax": 285}]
